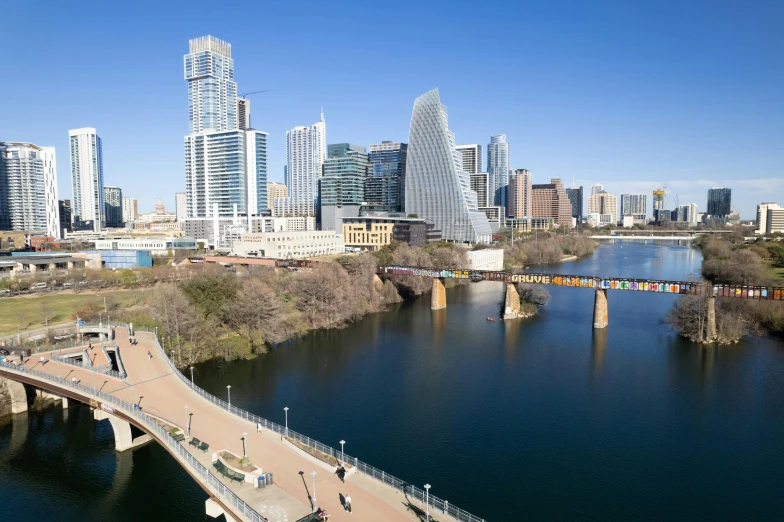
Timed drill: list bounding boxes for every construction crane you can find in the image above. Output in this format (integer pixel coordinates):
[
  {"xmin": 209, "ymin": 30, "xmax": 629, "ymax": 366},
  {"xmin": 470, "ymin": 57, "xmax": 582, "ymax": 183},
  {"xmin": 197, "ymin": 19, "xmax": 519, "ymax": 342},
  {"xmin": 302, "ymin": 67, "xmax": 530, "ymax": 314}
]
[{"xmin": 239, "ymin": 89, "xmax": 273, "ymax": 98}]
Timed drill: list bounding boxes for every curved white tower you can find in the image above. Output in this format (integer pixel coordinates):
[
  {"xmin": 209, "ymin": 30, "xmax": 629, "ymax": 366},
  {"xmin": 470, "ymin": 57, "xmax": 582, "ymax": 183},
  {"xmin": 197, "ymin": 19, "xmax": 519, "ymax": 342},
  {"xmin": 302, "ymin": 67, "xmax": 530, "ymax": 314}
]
[{"xmin": 405, "ymin": 89, "xmax": 491, "ymax": 244}]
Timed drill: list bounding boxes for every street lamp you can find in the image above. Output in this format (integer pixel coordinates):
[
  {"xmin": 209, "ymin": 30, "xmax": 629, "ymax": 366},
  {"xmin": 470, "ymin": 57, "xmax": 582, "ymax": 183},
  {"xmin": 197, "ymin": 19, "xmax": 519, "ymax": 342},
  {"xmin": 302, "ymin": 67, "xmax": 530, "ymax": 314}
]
[
  {"xmin": 227, "ymin": 385, "xmax": 231, "ymax": 407},
  {"xmin": 340, "ymin": 440, "xmax": 345, "ymax": 463},
  {"xmin": 241, "ymin": 432, "xmax": 248, "ymax": 458},
  {"xmin": 185, "ymin": 405, "xmax": 189, "ymax": 437},
  {"xmin": 103, "ymin": 296, "xmax": 107, "ymax": 313},
  {"xmin": 310, "ymin": 471, "xmax": 317, "ymax": 510},
  {"xmin": 424, "ymin": 484, "xmax": 431, "ymax": 522},
  {"xmin": 189, "ymin": 366, "xmax": 194, "ymax": 384},
  {"xmin": 284, "ymin": 407, "xmax": 289, "ymax": 437}
]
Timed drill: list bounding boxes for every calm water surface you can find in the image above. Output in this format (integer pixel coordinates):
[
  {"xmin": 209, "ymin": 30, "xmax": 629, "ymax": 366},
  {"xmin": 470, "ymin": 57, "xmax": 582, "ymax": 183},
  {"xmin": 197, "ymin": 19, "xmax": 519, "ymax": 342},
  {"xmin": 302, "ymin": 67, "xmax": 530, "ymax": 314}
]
[{"xmin": 2, "ymin": 243, "xmax": 784, "ymax": 521}]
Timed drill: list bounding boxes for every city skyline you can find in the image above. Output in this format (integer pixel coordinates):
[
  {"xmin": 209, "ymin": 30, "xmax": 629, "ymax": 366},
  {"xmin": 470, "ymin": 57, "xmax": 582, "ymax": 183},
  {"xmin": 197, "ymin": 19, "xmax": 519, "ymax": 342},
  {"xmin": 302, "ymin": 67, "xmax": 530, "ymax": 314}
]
[{"xmin": 0, "ymin": 2, "xmax": 781, "ymax": 219}]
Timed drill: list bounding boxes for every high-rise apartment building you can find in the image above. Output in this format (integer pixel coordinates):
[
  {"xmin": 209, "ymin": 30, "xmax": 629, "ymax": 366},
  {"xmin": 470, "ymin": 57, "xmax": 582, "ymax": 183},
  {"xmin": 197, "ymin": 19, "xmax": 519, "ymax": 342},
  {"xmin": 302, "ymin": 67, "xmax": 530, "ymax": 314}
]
[
  {"xmin": 0, "ymin": 142, "xmax": 60, "ymax": 238},
  {"xmin": 470, "ymin": 173, "xmax": 490, "ymax": 208},
  {"xmin": 405, "ymin": 89, "xmax": 491, "ymax": 243},
  {"xmin": 455, "ymin": 144, "xmax": 482, "ymax": 175},
  {"xmin": 588, "ymin": 189, "xmax": 618, "ymax": 224},
  {"xmin": 707, "ymin": 187, "xmax": 731, "ymax": 217},
  {"xmin": 319, "ymin": 143, "xmax": 369, "ymax": 231},
  {"xmin": 174, "ymin": 192, "xmax": 187, "ymax": 221},
  {"xmin": 366, "ymin": 141, "xmax": 407, "ymax": 213},
  {"xmin": 103, "ymin": 186, "xmax": 123, "ymax": 228},
  {"xmin": 531, "ymin": 178, "xmax": 572, "ymax": 228},
  {"xmin": 676, "ymin": 203, "xmax": 699, "ymax": 225},
  {"xmin": 122, "ymin": 197, "xmax": 138, "ymax": 223},
  {"xmin": 69, "ymin": 128, "xmax": 104, "ymax": 232},
  {"xmin": 487, "ymin": 135, "xmax": 509, "ymax": 208},
  {"xmin": 508, "ymin": 169, "xmax": 532, "ymax": 219},
  {"xmin": 566, "ymin": 186, "xmax": 583, "ymax": 221},
  {"xmin": 183, "ymin": 36, "xmax": 268, "ymax": 219},
  {"xmin": 266, "ymin": 182, "xmax": 288, "ymax": 216},
  {"xmin": 620, "ymin": 193, "xmax": 647, "ymax": 217},
  {"xmin": 280, "ymin": 112, "xmax": 326, "ymax": 217}
]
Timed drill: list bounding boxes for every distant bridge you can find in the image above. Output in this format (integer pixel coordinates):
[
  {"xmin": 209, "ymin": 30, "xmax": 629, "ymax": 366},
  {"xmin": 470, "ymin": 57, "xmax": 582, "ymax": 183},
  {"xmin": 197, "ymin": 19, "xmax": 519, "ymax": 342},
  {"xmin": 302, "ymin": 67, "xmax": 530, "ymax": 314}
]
[{"xmin": 590, "ymin": 235, "xmax": 697, "ymax": 241}]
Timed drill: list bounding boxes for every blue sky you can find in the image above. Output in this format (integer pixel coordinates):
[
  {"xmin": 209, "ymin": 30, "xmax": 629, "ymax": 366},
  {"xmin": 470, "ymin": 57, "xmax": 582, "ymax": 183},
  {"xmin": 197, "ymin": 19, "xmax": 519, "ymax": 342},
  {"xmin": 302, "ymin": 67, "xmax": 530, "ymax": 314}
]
[{"xmin": 1, "ymin": 0, "xmax": 782, "ymax": 218}]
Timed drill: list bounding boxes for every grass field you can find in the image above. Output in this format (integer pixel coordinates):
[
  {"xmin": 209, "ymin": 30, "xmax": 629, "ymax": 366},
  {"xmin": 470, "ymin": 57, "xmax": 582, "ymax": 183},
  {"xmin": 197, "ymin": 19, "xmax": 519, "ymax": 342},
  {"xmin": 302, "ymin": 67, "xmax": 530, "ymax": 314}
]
[
  {"xmin": 773, "ymin": 267, "xmax": 784, "ymax": 283},
  {"xmin": 0, "ymin": 288, "xmax": 150, "ymax": 334}
]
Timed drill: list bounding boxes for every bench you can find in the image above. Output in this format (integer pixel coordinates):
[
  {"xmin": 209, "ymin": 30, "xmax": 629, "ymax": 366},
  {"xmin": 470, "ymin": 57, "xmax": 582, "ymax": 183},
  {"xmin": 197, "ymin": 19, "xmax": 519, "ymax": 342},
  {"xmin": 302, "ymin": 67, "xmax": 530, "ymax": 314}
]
[
  {"xmin": 214, "ymin": 460, "xmax": 244, "ymax": 483},
  {"xmin": 198, "ymin": 441, "xmax": 209, "ymax": 452},
  {"xmin": 172, "ymin": 433, "xmax": 186, "ymax": 442},
  {"xmin": 188, "ymin": 437, "xmax": 201, "ymax": 448}
]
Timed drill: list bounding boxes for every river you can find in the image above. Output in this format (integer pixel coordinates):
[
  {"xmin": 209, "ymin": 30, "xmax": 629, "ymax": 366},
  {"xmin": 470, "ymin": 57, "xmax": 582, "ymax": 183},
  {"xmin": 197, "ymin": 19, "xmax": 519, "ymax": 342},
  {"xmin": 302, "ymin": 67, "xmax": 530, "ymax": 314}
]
[{"xmin": 2, "ymin": 242, "xmax": 784, "ymax": 521}]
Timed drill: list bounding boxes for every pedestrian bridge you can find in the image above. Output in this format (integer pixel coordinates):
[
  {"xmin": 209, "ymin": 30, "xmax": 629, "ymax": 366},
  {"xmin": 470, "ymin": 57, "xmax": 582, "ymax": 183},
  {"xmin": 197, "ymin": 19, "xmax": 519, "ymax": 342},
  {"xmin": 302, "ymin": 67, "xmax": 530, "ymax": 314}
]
[{"xmin": 0, "ymin": 326, "xmax": 480, "ymax": 522}]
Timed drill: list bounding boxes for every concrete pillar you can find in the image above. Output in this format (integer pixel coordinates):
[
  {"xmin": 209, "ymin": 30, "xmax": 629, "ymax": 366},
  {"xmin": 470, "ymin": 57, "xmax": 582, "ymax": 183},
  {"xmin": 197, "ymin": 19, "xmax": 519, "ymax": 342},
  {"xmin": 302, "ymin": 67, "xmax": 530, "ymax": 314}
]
[
  {"xmin": 206, "ymin": 498, "xmax": 239, "ymax": 521},
  {"xmin": 94, "ymin": 408, "xmax": 151, "ymax": 451},
  {"xmin": 0, "ymin": 377, "xmax": 29, "ymax": 414},
  {"xmin": 593, "ymin": 289, "xmax": 609, "ymax": 329},
  {"xmin": 705, "ymin": 296, "xmax": 717, "ymax": 342},
  {"xmin": 503, "ymin": 283, "xmax": 522, "ymax": 319},
  {"xmin": 431, "ymin": 278, "xmax": 446, "ymax": 310}
]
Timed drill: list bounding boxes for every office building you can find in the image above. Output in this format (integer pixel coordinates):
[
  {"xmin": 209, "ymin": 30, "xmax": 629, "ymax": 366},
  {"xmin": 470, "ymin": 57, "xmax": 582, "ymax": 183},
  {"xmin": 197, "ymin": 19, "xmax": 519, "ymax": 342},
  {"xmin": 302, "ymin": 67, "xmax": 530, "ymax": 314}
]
[
  {"xmin": 478, "ymin": 206, "xmax": 505, "ymax": 233},
  {"xmin": 122, "ymin": 197, "xmax": 138, "ymax": 223},
  {"xmin": 507, "ymin": 216, "xmax": 554, "ymax": 233},
  {"xmin": 470, "ymin": 173, "xmax": 491, "ymax": 208},
  {"xmin": 319, "ymin": 143, "xmax": 369, "ymax": 231},
  {"xmin": 69, "ymin": 128, "xmax": 104, "ymax": 232},
  {"xmin": 756, "ymin": 203, "xmax": 782, "ymax": 235},
  {"xmin": 94, "ymin": 237, "xmax": 197, "ymax": 255},
  {"xmin": 59, "ymin": 200, "xmax": 72, "ymax": 237},
  {"xmin": 231, "ymin": 230, "xmax": 344, "ymax": 259},
  {"xmin": 566, "ymin": 186, "xmax": 583, "ymax": 221},
  {"xmin": 342, "ymin": 216, "xmax": 439, "ymax": 251},
  {"xmin": 508, "ymin": 169, "xmax": 532, "ymax": 219},
  {"xmin": 767, "ymin": 208, "xmax": 784, "ymax": 234},
  {"xmin": 707, "ymin": 187, "xmax": 732, "ymax": 217},
  {"xmin": 622, "ymin": 214, "xmax": 647, "ymax": 228},
  {"xmin": 676, "ymin": 203, "xmax": 699, "ymax": 226},
  {"xmin": 405, "ymin": 88, "xmax": 492, "ymax": 244},
  {"xmin": 620, "ymin": 193, "xmax": 647, "ymax": 217},
  {"xmin": 266, "ymin": 182, "xmax": 288, "ymax": 216},
  {"xmin": 103, "ymin": 186, "xmax": 123, "ymax": 228},
  {"xmin": 0, "ymin": 142, "xmax": 61, "ymax": 238},
  {"xmin": 365, "ymin": 141, "xmax": 407, "ymax": 213},
  {"xmin": 531, "ymin": 178, "xmax": 573, "ymax": 228},
  {"xmin": 487, "ymin": 135, "xmax": 509, "ymax": 207},
  {"xmin": 588, "ymin": 189, "xmax": 618, "ymax": 224},
  {"xmin": 279, "ymin": 112, "xmax": 326, "ymax": 217},
  {"xmin": 587, "ymin": 213, "xmax": 614, "ymax": 227},
  {"xmin": 183, "ymin": 36, "xmax": 269, "ymax": 220},
  {"xmin": 175, "ymin": 192, "xmax": 187, "ymax": 221},
  {"xmin": 455, "ymin": 144, "xmax": 482, "ymax": 175}
]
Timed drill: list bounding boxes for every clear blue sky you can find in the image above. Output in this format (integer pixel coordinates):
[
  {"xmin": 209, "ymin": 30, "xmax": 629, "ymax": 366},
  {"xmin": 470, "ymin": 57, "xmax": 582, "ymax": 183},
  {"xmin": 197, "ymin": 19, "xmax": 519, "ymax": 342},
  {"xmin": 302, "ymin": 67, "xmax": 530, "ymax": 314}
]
[{"xmin": 1, "ymin": 0, "xmax": 782, "ymax": 218}]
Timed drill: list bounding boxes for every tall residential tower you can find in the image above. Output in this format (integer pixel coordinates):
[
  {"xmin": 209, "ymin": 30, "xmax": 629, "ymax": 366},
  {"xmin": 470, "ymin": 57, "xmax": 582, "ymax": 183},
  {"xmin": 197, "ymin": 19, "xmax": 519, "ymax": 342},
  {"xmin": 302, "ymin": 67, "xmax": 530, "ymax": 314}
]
[
  {"xmin": 281, "ymin": 112, "xmax": 326, "ymax": 217},
  {"xmin": 69, "ymin": 127, "xmax": 104, "ymax": 232},
  {"xmin": 487, "ymin": 135, "xmax": 509, "ymax": 208}
]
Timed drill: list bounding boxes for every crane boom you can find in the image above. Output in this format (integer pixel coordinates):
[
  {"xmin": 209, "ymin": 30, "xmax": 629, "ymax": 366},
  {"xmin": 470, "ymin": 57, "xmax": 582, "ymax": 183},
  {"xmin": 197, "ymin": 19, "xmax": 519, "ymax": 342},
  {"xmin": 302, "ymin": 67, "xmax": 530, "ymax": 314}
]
[{"xmin": 239, "ymin": 89, "xmax": 273, "ymax": 97}]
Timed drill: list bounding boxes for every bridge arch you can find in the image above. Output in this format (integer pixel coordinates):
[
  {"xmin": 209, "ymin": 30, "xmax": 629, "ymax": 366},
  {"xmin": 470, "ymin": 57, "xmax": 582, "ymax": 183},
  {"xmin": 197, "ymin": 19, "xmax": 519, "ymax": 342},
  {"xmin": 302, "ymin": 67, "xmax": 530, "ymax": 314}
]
[{"xmin": 1, "ymin": 376, "xmax": 30, "ymax": 414}]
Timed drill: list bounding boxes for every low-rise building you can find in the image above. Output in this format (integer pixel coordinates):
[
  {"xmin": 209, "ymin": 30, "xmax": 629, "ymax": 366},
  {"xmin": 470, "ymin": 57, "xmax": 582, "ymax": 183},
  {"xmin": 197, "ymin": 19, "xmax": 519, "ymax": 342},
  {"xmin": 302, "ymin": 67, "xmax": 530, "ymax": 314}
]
[
  {"xmin": 83, "ymin": 250, "xmax": 153, "ymax": 269},
  {"xmin": 465, "ymin": 248, "xmax": 504, "ymax": 270},
  {"xmin": 342, "ymin": 216, "xmax": 440, "ymax": 251},
  {"xmin": 621, "ymin": 214, "xmax": 647, "ymax": 228},
  {"xmin": 507, "ymin": 217, "xmax": 553, "ymax": 233},
  {"xmin": 231, "ymin": 230, "xmax": 344, "ymax": 259},
  {"xmin": 587, "ymin": 213, "xmax": 614, "ymax": 228},
  {"xmin": 0, "ymin": 255, "xmax": 87, "ymax": 277},
  {"xmin": 93, "ymin": 237, "xmax": 197, "ymax": 255}
]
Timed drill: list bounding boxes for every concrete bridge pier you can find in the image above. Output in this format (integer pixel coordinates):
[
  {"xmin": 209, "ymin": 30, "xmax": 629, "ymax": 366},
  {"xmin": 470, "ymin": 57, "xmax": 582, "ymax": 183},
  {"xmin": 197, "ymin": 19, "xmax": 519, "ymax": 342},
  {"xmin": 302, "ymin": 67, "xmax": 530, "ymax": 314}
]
[
  {"xmin": 0, "ymin": 377, "xmax": 29, "ymax": 414},
  {"xmin": 593, "ymin": 289, "xmax": 609, "ymax": 329},
  {"xmin": 503, "ymin": 283, "xmax": 522, "ymax": 319},
  {"xmin": 431, "ymin": 278, "xmax": 447, "ymax": 310},
  {"xmin": 206, "ymin": 498, "xmax": 239, "ymax": 521},
  {"xmin": 94, "ymin": 408, "xmax": 151, "ymax": 451}
]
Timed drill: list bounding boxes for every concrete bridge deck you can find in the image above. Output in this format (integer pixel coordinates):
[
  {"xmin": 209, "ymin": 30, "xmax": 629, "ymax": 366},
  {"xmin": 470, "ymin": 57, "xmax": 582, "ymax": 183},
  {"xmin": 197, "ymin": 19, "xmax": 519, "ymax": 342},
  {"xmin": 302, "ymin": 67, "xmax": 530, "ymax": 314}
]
[{"xmin": 0, "ymin": 327, "xmax": 462, "ymax": 522}]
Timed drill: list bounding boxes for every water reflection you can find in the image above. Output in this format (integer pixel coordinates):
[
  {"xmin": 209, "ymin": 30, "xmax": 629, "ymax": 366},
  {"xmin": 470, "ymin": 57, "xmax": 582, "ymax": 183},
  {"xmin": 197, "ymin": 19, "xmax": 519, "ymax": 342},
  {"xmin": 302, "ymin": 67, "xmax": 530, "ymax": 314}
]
[{"xmin": 591, "ymin": 327, "xmax": 607, "ymax": 375}]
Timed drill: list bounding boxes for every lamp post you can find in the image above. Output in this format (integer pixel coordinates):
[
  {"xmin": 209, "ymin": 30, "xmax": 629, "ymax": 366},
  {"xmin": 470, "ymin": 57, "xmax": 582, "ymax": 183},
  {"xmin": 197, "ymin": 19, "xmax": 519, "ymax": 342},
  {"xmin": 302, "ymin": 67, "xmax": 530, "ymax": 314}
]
[
  {"xmin": 242, "ymin": 432, "xmax": 248, "ymax": 458},
  {"xmin": 311, "ymin": 471, "xmax": 317, "ymax": 510},
  {"xmin": 284, "ymin": 407, "xmax": 289, "ymax": 437},
  {"xmin": 424, "ymin": 484, "xmax": 431, "ymax": 522},
  {"xmin": 171, "ymin": 350, "xmax": 175, "ymax": 363},
  {"xmin": 340, "ymin": 440, "xmax": 345, "ymax": 463},
  {"xmin": 185, "ymin": 405, "xmax": 189, "ymax": 437},
  {"xmin": 103, "ymin": 296, "xmax": 107, "ymax": 313},
  {"xmin": 227, "ymin": 385, "xmax": 231, "ymax": 407},
  {"xmin": 189, "ymin": 366, "xmax": 194, "ymax": 384}
]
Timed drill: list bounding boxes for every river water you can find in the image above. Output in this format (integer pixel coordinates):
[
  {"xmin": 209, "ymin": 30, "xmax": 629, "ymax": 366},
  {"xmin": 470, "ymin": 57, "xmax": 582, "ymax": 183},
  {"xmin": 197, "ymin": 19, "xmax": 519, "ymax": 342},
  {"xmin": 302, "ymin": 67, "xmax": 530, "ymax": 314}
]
[{"xmin": 2, "ymin": 243, "xmax": 784, "ymax": 521}]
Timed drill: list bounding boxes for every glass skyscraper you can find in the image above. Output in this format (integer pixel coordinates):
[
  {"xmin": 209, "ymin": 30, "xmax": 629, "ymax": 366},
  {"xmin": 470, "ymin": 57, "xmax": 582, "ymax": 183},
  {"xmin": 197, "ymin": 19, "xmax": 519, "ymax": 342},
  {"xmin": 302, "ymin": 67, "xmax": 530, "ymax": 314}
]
[
  {"xmin": 319, "ymin": 143, "xmax": 368, "ymax": 230},
  {"xmin": 487, "ymin": 134, "xmax": 509, "ymax": 208},
  {"xmin": 183, "ymin": 36, "xmax": 268, "ymax": 218},
  {"xmin": 707, "ymin": 187, "xmax": 731, "ymax": 217},
  {"xmin": 405, "ymin": 89, "xmax": 491, "ymax": 244},
  {"xmin": 103, "ymin": 186, "xmax": 123, "ymax": 228},
  {"xmin": 366, "ymin": 141, "xmax": 407, "ymax": 213},
  {"xmin": 69, "ymin": 127, "xmax": 104, "ymax": 232},
  {"xmin": 566, "ymin": 186, "xmax": 583, "ymax": 220}
]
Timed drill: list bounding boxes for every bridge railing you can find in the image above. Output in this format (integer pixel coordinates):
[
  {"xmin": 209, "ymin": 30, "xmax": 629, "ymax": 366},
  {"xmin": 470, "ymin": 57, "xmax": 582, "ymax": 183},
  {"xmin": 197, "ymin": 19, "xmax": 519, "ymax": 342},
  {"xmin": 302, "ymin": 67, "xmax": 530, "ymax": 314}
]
[
  {"xmin": 0, "ymin": 359, "xmax": 268, "ymax": 522},
  {"xmin": 139, "ymin": 328, "xmax": 486, "ymax": 522}
]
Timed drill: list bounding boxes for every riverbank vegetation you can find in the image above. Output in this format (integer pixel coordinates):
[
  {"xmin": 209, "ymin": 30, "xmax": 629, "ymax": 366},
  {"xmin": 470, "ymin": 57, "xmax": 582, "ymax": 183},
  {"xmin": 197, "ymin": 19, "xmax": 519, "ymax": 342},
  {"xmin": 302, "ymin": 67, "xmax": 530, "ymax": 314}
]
[
  {"xmin": 666, "ymin": 235, "xmax": 784, "ymax": 343},
  {"xmin": 495, "ymin": 231, "xmax": 598, "ymax": 270}
]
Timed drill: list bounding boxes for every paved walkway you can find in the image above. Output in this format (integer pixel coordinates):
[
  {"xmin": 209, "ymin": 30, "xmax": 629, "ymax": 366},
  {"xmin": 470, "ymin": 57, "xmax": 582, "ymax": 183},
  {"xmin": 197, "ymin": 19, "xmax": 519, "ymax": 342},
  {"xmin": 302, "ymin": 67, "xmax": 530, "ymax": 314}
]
[{"xmin": 12, "ymin": 327, "xmax": 450, "ymax": 522}]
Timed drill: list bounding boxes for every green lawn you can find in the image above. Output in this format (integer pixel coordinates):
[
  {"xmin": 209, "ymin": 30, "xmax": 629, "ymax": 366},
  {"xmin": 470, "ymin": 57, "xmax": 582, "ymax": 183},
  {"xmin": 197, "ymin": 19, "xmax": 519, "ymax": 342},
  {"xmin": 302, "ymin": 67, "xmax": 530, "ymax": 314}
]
[
  {"xmin": 0, "ymin": 289, "xmax": 150, "ymax": 334},
  {"xmin": 773, "ymin": 267, "xmax": 784, "ymax": 283}
]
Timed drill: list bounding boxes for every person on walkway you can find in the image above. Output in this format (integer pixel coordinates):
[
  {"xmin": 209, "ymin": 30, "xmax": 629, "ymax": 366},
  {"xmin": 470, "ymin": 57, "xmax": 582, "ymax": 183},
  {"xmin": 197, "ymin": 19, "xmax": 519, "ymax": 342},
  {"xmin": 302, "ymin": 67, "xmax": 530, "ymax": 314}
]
[
  {"xmin": 256, "ymin": 422, "xmax": 262, "ymax": 434},
  {"xmin": 345, "ymin": 494, "xmax": 352, "ymax": 513},
  {"xmin": 147, "ymin": 351, "xmax": 152, "ymax": 360},
  {"xmin": 335, "ymin": 464, "xmax": 346, "ymax": 483}
]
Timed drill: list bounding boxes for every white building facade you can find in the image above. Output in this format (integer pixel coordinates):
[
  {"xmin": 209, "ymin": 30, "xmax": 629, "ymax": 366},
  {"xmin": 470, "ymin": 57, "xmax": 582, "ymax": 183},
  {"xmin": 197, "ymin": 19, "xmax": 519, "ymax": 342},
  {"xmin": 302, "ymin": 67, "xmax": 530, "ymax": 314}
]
[
  {"xmin": 69, "ymin": 127, "xmax": 104, "ymax": 232},
  {"xmin": 281, "ymin": 112, "xmax": 326, "ymax": 217},
  {"xmin": 175, "ymin": 192, "xmax": 187, "ymax": 221},
  {"xmin": 231, "ymin": 230, "xmax": 344, "ymax": 259}
]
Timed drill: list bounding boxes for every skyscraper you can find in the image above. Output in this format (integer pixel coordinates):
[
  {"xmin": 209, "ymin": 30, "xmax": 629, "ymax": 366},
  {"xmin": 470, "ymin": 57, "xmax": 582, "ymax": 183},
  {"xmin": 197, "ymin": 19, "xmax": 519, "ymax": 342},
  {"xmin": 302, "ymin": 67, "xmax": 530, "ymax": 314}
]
[
  {"xmin": 0, "ymin": 142, "xmax": 60, "ymax": 238},
  {"xmin": 455, "ymin": 144, "xmax": 482, "ymax": 175},
  {"xmin": 319, "ymin": 143, "xmax": 368, "ymax": 231},
  {"xmin": 531, "ymin": 178, "xmax": 573, "ymax": 228},
  {"xmin": 508, "ymin": 169, "xmax": 532, "ymax": 218},
  {"xmin": 591, "ymin": 183, "xmax": 604, "ymax": 196},
  {"xmin": 282, "ymin": 112, "xmax": 326, "ymax": 217},
  {"xmin": 175, "ymin": 192, "xmax": 187, "ymax": 221},
  {"xmin": 470, "ymin": 173, "xmax": 490, "ymax": 208},
  {"xmin": 707, "ymin": 187, "xmax": 731, "ymax": 217},
  {"xmin": 183, "ymin": 36, "xmax": 268, "ymax": 219},
  {"xmin": 69, "ymin": 127, "xmax": 104, "ymax": 232},
  {"xmin": 677, "ymin": 203, "xmax": 699, "ymax": 225},
  {"xmin": 588, "ymin": 189, "xmax": 618, "ymax": 224},
  {"xmin": 487, "ymin": 135, "xmax": 509, "ymax": 208},
  {"xmin": 59, "ymin": 200, "xmax": 71, "ymax": 237},
  {"xmin": 566, "ymin": 186, "xmax": 583, "ymax": 221},
  {"xmin": 122, "ymin": 197, "xmax": 138, "ymax": 223},
  {"xmin": 103, "ymin": 186, "xmax": 123, "ymax": 228},
  {"xmin": 366, "ymin": 141, "xmax": 408, "ymax": 213},
  {"xmin": 405, "ymin": 89, "xmax": 491, "ymax": 243},
  {"xmin": 620, "ymin": 193, "xmax": 647, "ymax": 216}
]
